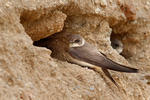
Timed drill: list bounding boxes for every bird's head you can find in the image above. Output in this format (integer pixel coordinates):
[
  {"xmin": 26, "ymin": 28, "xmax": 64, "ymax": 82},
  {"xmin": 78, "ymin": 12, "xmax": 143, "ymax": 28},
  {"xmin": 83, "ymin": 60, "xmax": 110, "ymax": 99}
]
[
  {"xmin": 69, "ymin": 34, "xmax": 85, "ymax": 48},
  {"xmin": 111, "ymin": 39, "xmax": 123, "ymax": 54}
]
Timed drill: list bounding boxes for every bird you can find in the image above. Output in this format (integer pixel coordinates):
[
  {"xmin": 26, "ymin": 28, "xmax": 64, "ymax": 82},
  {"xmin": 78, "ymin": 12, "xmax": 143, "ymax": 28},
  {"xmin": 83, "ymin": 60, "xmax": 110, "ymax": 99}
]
[
  {"xmin": 68, "ymin": 34, "xmax": 139, "ymax": 86},
  {"xmin": 111, "ymin": 39, "xmax": 123, "ymax": 54}
]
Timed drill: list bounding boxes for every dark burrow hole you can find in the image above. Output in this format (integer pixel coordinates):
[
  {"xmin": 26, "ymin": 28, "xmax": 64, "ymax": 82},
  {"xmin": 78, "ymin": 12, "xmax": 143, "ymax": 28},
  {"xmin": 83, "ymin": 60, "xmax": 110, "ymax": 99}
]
[
  {"xmin": 33, "ymin": 33, "xmax": 58, "ymax": 56},
  {"xmin": 33, "ymin": 32, "xmax": 70, "ymax": 61},
  {"xmin": 33, "ymin": 34, "xmax": 55, "ymax": 52},
  {"xmin": 110, "ymin": 32, "xmax": 134, "ymax": 59}
]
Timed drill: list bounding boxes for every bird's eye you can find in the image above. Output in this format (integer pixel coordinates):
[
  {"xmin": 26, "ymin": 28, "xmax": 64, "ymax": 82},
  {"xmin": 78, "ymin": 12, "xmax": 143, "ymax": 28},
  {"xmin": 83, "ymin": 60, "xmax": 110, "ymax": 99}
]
[
  {"xmin": 74, "ymin": 39, "xmax": 80, "ymax": 43},
  {"xmin": 114, "ymin": 44, "xmax": 119, "ymax": 47}
]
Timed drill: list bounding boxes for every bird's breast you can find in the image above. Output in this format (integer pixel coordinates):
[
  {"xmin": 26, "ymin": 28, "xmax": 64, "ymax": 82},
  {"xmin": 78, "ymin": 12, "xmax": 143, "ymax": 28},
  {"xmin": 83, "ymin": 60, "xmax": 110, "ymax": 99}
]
[{"xmin": 71, "ymin": 57, "xmax": 94, "ymax": 67}]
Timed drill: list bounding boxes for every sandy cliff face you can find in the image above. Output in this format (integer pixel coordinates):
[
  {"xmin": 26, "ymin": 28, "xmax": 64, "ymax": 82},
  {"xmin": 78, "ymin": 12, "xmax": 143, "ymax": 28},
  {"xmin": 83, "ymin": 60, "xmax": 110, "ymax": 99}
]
[{"xmin": 0, "ymin": 0, "xmax": 150, "ymax": 100}]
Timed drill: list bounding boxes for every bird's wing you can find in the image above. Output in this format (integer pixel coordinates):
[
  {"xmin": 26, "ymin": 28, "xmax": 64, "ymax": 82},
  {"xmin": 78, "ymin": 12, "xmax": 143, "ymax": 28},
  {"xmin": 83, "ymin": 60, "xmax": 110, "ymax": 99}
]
[{"xmin": 69, "ymin": 42, "xmax": 138, "ymax": 73}]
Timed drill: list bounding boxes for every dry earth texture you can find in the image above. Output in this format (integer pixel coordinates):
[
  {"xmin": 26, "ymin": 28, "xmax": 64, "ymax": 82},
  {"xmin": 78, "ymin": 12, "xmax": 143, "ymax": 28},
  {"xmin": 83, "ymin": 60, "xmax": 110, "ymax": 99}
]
[{"xmin": 0, "ymin": 0, "xmax": 150, "ymax": 100}]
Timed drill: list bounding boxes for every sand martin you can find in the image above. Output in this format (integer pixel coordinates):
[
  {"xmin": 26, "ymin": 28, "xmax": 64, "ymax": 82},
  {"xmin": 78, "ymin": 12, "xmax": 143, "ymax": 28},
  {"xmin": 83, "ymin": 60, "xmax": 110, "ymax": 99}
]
[
  {"xmin": 111, "ymin": 39, "xmax": 123, "ymax": 54},
  {"xmin": 68, "ymin": 34, "xmax": 138, "ymax": 85}
]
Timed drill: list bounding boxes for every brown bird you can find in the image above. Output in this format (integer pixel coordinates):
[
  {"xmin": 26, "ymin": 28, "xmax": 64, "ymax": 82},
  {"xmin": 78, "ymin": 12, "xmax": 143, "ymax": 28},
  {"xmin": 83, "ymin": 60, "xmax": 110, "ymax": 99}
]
[
  {"xmin": 111, "ymin": 38, "xmax": 123, "ymax": 54},
  {"xmin": 68, "ymin": 34, "xmax": 138, "ymax": 86}
]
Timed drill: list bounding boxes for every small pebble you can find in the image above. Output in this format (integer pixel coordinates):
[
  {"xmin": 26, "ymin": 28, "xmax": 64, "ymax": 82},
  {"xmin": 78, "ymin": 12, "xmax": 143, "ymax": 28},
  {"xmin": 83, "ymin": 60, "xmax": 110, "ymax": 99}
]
[{"xmin": 90, "ymin": 86, "xmax": 95, "ymax": 91}]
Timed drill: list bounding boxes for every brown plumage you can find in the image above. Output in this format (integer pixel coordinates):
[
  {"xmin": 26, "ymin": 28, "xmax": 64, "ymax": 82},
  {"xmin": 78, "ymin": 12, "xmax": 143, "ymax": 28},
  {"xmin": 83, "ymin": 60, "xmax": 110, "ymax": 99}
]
[
  {"xmin": 69, "ymin": 35, "xmax": 138, "ymax": 73},
  {"xmin": 68, "ymin": 34, "xmax": 138, "ymax": 86}
]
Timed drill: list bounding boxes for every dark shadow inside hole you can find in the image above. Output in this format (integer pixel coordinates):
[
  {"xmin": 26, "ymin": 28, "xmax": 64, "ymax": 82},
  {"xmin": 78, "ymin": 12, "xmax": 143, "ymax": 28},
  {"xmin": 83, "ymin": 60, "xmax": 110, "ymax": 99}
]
[
  {"xmin": 33, "ymin": 34, "xmax": 57, "ymax": 59},
  {"xmin": 33, "ymin": 36, "xmax": 51, "ymax": 49},
  {"xmin": 33, "ymin": 32, "xmax": 70, "ymax": 61}
]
